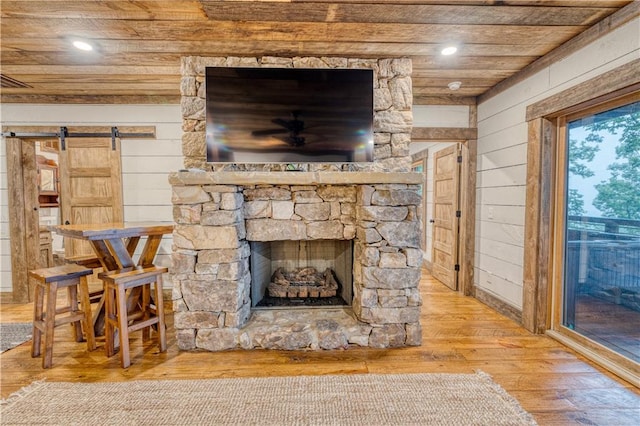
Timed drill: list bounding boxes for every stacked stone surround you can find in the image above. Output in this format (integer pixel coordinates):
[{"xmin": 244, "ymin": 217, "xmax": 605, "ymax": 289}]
[
  {"xmin": 170, "ymin": 172, "xmax": 423, "ymax": 350},
  {"xmin": 172, "ymin": 55, "xmax": 422, "ymax": 351},
  {"xmin": 180, "ymin": 55, "xmax": 413, "ymax": 172}
]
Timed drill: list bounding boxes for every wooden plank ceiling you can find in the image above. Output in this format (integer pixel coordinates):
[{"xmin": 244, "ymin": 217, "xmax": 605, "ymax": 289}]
[{"xmin": 0, "ymin": 0, "xmax": 634, "ymax": 105}]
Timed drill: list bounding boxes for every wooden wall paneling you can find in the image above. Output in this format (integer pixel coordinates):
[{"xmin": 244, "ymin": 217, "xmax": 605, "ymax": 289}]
[
  {"xmin": 412, "ymin": 127, "xmax": 477, "ymax": 141},
  {"xmin": 411, "ymin": 150, "xmax": 428, "ymax": 255},
  {"xmin": 22, "ymin": 140, "xmax": 41, "ymax": 299},
  {"xmin": 5, "ymin": 137, "xmax": 39, "ymax": 302},
  {"xmin": 522, "ymin": 118, "xmax": 555, "ymax": 334},
  {"xmin": 459, "ymin": 139, "xmax": 477, "ymax": 296},
  {"xmin": 522, "ymin": 119, "xmax": 542, "ymax": 333},
  {"xmin": 527, "ymin": 60, "xmax": 640, "ymax": 121},
  {"xmin": 6, "ymin": 138, "xmax": 28, "ymax": 302}
]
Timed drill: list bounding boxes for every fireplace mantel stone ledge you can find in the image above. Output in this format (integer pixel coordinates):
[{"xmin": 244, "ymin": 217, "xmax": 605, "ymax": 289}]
[{"xmin": 169, "ymin": 171, "xmax": 423, "ymax": 186}]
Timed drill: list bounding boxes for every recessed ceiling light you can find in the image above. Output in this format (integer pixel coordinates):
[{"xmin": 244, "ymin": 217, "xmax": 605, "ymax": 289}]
[
  {"xmin": 441, "ymin": 46, "xmax": 458, "ymax": 56},
  {"xmin": 448, "ymin": 81, "xmax": 462, "ymax": 91},
  {"xmin": 72, "ymin": 40, "xmax": 93, "ymax": 51}
]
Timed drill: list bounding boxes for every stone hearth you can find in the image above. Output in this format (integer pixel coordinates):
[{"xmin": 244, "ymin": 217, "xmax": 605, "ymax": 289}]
[
  {"xmin": 171, "ymin": 55, "xmax": 422, "ymax": 351},
  {"xmin": 170, "ymin": 172, "xmax": 423, "ymax": 350}
]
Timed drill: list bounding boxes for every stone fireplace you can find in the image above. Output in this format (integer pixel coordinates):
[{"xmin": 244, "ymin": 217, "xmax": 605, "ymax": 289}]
[
  {"xmin": 170, "ymin": 56, "xmax": 423, "ymax": 351},
  {"xmin": 250, "ymin": 239, "xmax": 353, "ymax": 308}
]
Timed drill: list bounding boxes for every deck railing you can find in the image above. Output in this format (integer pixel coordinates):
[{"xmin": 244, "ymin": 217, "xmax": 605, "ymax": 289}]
[{"xmin": 564, "ymin": 215, "xmax": 640, "ymax": 315}]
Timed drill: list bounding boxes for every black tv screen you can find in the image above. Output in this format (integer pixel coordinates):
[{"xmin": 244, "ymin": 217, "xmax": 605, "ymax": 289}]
[{"xmin": 205, "ymin": 67, "xmax": 374, "ymax": 163}]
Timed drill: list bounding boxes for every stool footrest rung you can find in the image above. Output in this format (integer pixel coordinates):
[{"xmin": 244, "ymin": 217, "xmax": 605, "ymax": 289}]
[
  {"xmin": 29, "ymin": 264, "xmax": 97, "ymax": 368},
  {"xmin": 101, "ymin": 265, "xmax": 167, "ymax": 368},
  {"xmin": 128, "ymin": 317, "xmax": 159, "ymax": 333}
]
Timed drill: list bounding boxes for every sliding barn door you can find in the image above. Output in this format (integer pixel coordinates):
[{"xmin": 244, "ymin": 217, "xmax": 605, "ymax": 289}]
[
  {"xmin": 58, "ymin": 137, "xmax": 124, "ymax": 258},
  {"xmin": 431, "ymin": 144, "xmax": 462, "ymax": 290}
]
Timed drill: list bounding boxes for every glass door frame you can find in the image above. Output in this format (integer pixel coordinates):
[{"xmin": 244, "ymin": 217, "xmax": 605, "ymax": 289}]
[{"xmin": 548, "ymin": 91, "xmax": 640, "ymax": 384}]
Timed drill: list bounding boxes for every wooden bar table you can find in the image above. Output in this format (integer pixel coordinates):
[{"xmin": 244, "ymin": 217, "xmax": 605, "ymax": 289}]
[{"xmin": 49, "ymin": 222, "xmax": 174, "ymax": 336}]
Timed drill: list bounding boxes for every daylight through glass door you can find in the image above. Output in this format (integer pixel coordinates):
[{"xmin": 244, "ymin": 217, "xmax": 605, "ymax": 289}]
[{"xmin": 562, "ymin": 99, "xmax": 640, "ymax": 364}]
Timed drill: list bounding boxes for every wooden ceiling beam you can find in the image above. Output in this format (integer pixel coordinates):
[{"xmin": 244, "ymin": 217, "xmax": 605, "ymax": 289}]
[
  {"xmin": 199, "ymin": 3, "xmax": 616, "ymax": 26},
  {"xmin": 0, "ymin": 38, "xmax": 557, "ymax": 58},
  {"xmin": 2, "ymin": 2, "xmax": 618, "ymax": 25},
  {"xmin": 4, "ymin": 74, "xmax": 179, "ymax": 84},
  {"xmin": 0, "ymin": 94, "xmax": 181, "ymax": 104},
  {"xmin": 0, "ymin": 83, "xmax": 178, "ymax": 93},
  {"xmin": 0, "ymin": 65, "xmax": 180, "ymax": 75},
  {"xmin": 255, "ymin": 1, "xmax": 630, "ymax": 5},
  {"xmin": 412, "ymin": 96, "xmax": 476, "ymax": 106},
  {"xmin": 479, "ymin": 1, "xmax": 639, "ymax": 103},
  {"xmin": 0, "ymin": 51, "xmax": 541, "ymax": 72},
  {"xmin": 1, "ymin": 19, "xmax": 585, "ymax": 45},
  {"xmin": 0, "ymin": 1, "xmax": 206, "ymax": 20}
]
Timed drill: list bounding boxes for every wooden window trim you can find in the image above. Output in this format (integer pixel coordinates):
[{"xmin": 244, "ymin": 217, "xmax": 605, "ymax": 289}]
[
  {"xmin": 524, "ymin": 79, "xmax": 640, "ymax": 382},
  {"xmin": 549, "ymin": 92, "xmax": 640, "ymax": 383},
  {"xmin": 523, "ymin": 61, "xmax": 640, "ymax": 335}
]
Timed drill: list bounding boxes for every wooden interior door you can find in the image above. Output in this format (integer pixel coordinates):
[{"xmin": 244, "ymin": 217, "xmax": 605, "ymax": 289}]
[
  {"xmin": 431, "ymin": 144, "xmax": 461, "ymax": 290},
  {"xmin": 58, "ymin": 137, "xmax": 124, "ymax": 259}
]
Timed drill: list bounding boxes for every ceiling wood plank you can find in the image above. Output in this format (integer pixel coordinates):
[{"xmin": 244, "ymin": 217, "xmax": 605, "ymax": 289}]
[
  {"xmin": 0, "ymin": 38, "xmax": 557, "ymax": 58},
  {"xmin": 6, "ymin": 74, "xmax": 179, "ymax": 85},
  {"xmin": 204, "ymin": 1, "xmax": 616, "ymax": 25},
  {"xmin": 0, "ymin": 85, "xmax": 178, "ymax": 95},
  {"xmin": 0, "ymin": 52, "xmax": 543, "ymax": 72},
  {"xmin": 0, "ymin": 1, "xmax": 207, "ymax": 20},
  {"xmin": 0, "ymin": 0, "xmax": 633, "ymax": 104},
  {"xmin": 412, "ymin": 96, "xmax": 476, "ymax": 106},
  {"xmin": 0, "ymin": 18, "xmax": 586, "ymax": 46},
  {"xmin": 288, "ymin": 1, "xmax": 631, "ymax": 5},
  {"xmin": 216, "ymin": 0, "xmax": 630, "ymax": 6},
  {"xmin": 0, "ymin": 65, "xmax": 180, "ymax": 75},
  {"xmin": 0, "ymin": 94, "xmax": 182, "ymax": 104},
  {"xmin": 198, "ymin": 3, "xmax": 617, "ymax": 26},
  {"xmin": 479, "ymin": 1, "xmax": 639, "ymax": 103}
]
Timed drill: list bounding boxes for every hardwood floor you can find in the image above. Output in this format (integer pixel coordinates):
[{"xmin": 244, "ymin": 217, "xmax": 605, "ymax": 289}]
[{"xmin": 1, "ymin": 272, "xmax": 638, "ymax": 424}]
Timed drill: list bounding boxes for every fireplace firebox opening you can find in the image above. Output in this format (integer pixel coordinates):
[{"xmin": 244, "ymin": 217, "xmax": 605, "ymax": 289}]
[{"xmin": 250, "ymin": 240, "xmax": 353, "ymax": 309}]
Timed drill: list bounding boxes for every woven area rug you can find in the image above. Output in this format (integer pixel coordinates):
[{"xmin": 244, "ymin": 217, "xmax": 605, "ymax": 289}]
[
  {"xmin": 0, "ymin": 323, "xmax": 32, "ymax": 353},
  {"xmin": 1, "ymin": 372, "xmax": 536, "ymax": 425}
]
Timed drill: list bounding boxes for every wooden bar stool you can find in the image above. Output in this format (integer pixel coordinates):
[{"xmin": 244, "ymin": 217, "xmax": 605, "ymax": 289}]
[
  {"xmin": 65, "ymin": 254, "xmax": 104, "ymax": 305},
  {"xmin": 98, "ymin": 265, "xmax": 168, "ymax": 368},
  {"xmin": 29, "ymin": 264, "xmax": 97, "ymax": 368}
]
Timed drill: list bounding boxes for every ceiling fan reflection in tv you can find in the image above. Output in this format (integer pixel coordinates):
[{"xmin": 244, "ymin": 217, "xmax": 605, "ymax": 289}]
[{"xmin": 251, "ymin": 110, "xmax": 308, "ymax": 147}]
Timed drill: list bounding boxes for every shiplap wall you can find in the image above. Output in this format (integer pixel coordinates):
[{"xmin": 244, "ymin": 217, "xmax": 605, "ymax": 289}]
[
  {"xmin": 476, "ymin": 18, "xmax": 640, "ymax": 309},
  {"xmin": 0, "ymin": 105, "xmax": 182, "ymax": 292}
]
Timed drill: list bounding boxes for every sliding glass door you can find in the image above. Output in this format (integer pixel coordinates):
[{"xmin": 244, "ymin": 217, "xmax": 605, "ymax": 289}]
[{"xmin": 558, "ymin": 96, "xmax": 640, "ymax": 367}]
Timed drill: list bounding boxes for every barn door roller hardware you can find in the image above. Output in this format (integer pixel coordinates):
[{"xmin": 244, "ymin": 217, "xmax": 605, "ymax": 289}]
[{"xmin": 2, "ymin": 126, "xmax": 155, "ymax": 151}]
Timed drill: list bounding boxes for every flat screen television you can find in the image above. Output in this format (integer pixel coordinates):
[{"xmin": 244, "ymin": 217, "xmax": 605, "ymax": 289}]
[{"xmin": 205, "ymin": 67, "xmax": 374, "ymax": 163}]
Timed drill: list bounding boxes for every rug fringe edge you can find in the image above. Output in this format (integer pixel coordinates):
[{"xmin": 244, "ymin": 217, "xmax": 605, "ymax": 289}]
[
  {"xmin": 475, "ymin": 370, "xmax": 538, "ymax": 426},
  {"xmin": 1, "ymin": 380, "xmax": 47, "ymax": 409}
]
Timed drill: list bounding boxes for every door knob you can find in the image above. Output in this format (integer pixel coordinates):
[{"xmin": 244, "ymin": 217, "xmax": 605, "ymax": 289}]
[{"xmin": 429, "ymin": 219, "xmax": 435, "ymax": 223}]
